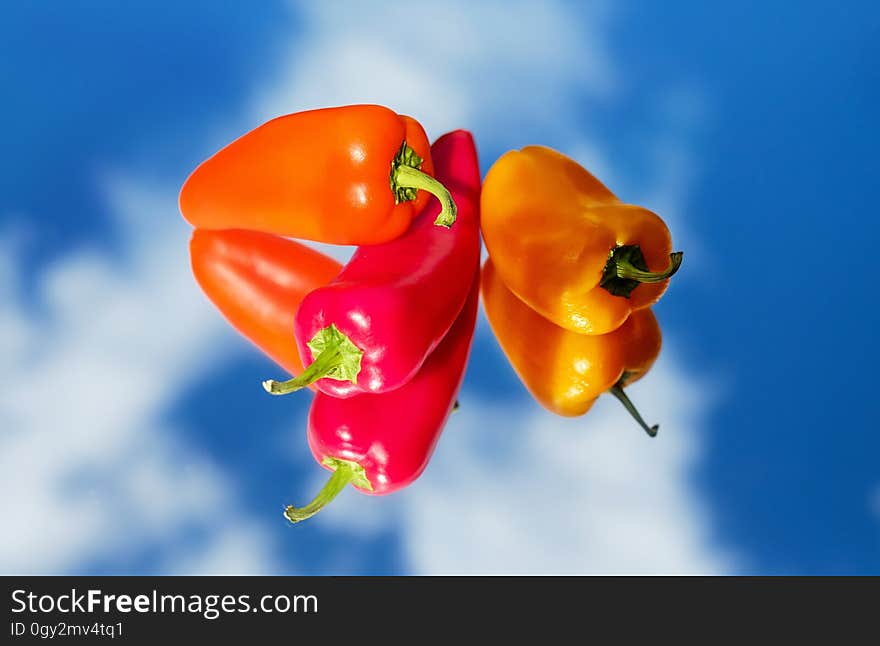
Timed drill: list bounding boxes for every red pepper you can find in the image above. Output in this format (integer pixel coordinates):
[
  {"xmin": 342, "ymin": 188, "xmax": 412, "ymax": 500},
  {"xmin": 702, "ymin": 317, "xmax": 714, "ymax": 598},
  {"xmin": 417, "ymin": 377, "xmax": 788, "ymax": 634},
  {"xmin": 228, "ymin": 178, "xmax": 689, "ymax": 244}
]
[
  {"xmin": 179, "ymin": 104, "xmax": 457, "ymax": 245},
  {"xmin": 189, "ymin": 229, "xmax": 342, "ymax": 380},
  {"xmin": 262, "ymin": 130, "xmax": 482, "ymax": 398},
  {"xmin": 284, "ymin": 271, "xmax": 480, "ymax": 522}
]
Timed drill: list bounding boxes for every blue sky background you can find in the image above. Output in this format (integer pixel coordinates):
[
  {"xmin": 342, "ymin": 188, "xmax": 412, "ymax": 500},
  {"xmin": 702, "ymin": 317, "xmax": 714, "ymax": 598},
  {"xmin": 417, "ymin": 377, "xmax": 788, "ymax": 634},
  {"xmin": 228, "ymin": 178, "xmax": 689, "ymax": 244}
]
[{"xmin": 1, "ymin": 1, "xmax": 878, "ymax": 574}]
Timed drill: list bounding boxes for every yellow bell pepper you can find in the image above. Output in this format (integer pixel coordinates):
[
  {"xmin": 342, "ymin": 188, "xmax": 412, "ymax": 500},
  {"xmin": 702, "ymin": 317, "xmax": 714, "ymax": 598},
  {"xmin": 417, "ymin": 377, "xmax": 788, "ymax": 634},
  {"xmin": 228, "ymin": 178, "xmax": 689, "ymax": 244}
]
[
  {"xmin": 480, "ymin": 145, "xmax": 682, "ymax": 335},
  {"xmin": 482, "ymin": 259, "xmax": 662, "ymax": 436}
]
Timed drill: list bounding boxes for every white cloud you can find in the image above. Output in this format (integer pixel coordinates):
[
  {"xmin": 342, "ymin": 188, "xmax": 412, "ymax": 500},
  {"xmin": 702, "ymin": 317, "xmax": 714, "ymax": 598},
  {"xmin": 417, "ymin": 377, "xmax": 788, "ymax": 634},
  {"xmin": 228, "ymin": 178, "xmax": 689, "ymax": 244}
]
[
  {"xmin": 0, "ymin": 182, "xmax": 280, "ymax": 574},
  {"xmin": 257, "ymin": 0, "xmax": 617, "ymax": 146},
  {"xmin": 161, "ymin": 525, "xmax": 281, "ymax": 576},
  {"xmin": 402, "ymin": 329, "xmax": 732, "ymax": 574}
]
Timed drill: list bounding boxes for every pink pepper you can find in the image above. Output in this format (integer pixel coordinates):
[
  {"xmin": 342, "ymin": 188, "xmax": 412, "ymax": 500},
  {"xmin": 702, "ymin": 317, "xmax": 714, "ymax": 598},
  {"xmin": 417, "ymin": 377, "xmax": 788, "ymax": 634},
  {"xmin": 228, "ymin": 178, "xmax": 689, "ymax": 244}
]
[
  {"xmin": 284, "ymin": 271, "xmax": 480, "ymax": 522},
  {"xmin": 262, "ymin": 130, "xmax": 482, "ymax": 398}
]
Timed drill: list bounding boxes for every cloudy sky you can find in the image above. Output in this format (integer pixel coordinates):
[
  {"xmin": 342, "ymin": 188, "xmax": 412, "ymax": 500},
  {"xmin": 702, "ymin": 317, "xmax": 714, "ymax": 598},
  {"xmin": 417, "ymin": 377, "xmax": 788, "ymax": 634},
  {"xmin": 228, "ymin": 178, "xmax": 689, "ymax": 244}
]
[{"xmin": 1, "ymin": 1, "xmax": 877, "ymax": 574}]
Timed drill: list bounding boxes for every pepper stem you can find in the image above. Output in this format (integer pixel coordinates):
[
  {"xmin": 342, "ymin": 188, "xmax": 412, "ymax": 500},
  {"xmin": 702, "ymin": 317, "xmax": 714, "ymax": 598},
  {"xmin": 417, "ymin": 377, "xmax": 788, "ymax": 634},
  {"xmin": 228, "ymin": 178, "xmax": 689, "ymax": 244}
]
[
  {"xmin": 615, "ymin": 251, "xmax": 683, "ymax": 283},
  {"xmin": 393, "ymin": 164, "xmax": 458, "ymax": 228},
  {"xmin": 608, "ymin": 385, "xmax": 659, "ymax": 437},
  {"xmin": 263, "ymin": 345, "xmax": 342, "ymax": 395},
  {"xmin": 262, "ymin": 324, "xmax": 363, "ymax": 396},
  {"xmin": 285, "ymin": 457, "xmax": 373, "ymax": 524},
  {"xmin": 600, "ymin": 245, "xmax": 683, "ymax": 298}
]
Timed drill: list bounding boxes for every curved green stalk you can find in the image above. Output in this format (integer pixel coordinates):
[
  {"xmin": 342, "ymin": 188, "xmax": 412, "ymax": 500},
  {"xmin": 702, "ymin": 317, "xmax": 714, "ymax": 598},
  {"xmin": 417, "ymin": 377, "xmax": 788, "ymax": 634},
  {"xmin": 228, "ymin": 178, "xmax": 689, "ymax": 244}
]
[
  {"xmin": 263, "ymin": 345, "xmax": 343, "ymax": 395},
  {"xmin": 614, "ymin": 251, "xmax": 683, "ymax": 283},
  {"xmin": 262, "ymin": 324, "xmax": 363, "ymax": 396},
  {"xmin": 600, "ymin": 245, "xmax": 683, "ymax": 297},
  {"xmin": 393, "ymin": 164, "xmax": 458, "ymax": 227},
  {"xmin": 284, "ymin": 458, "xmax": 372, "ymax": 524}
]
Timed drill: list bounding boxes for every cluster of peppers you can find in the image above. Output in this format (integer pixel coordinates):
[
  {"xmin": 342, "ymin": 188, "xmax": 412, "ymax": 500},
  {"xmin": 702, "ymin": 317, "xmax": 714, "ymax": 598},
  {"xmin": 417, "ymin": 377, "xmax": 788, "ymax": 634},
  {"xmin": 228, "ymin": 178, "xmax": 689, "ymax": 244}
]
[
  {"xmin": 480, "ymin": 145, "xmax": 682, "ymax": 436},
  {"xmin": 179, "ymin": 104, "xmax": 682, "ymax": 523},
  {"xmin": 181, "ymin": 105, "xmax": 481, "ymax": 521}
]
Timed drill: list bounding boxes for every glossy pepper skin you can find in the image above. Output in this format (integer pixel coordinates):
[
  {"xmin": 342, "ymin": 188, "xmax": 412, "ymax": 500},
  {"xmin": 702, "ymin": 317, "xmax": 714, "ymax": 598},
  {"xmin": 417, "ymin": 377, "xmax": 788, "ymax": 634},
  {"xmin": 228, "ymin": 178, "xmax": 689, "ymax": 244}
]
[
  {"xmin": 480, "ymin": 145, "xmax": 682, "ymax": 336},
  {"xmin": 482, "ymin": 259, "xmax": 662, "ymax": 436},
  {"xmin": 179, "ymin": 104, "xmax": 457, "ymax": 245},
  {"xmin": 262, "ymin": 130, "xmax": 482, "ymax": 398},
  {"xmin": 284, "ymin": 272, "xmax": 479, "ymax": 522},
  {"xmin": 189, "ymin": 229, "xmax": 341, "ymax": 378}
]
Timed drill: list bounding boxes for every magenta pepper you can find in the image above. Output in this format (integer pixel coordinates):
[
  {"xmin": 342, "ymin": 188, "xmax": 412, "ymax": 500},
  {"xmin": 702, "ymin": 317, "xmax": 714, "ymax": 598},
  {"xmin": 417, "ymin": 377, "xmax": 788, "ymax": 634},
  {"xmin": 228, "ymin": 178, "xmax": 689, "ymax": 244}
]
[
  {"xmin": 262, "ymin": 130, "xmax": 481, "ymax": 398},
  {"xmin": 284, "ymin": 271, "xmax": 479, "ymax": 522}
]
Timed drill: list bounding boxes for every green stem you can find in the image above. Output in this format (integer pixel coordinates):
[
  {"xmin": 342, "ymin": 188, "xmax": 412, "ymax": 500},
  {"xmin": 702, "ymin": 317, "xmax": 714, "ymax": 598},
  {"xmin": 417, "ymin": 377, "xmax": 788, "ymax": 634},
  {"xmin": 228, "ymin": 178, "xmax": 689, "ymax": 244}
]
[
  {"xmin": 614, "ymin": 251, "xmax": 683, "ymax": 283},
  {"xmin": 600, "ymin": 246, "xmax": 683, "ymax": 298},
  {"xmin": 284, "ymin": 464, "xmax": 355, "ymax": 523},
  {"xmin": 262, "ymin": 324, "xmax": 363, "ymax": 396},
  {"xmin": 393, "ymin": 164, "xmax": 458, "ymax": 228},
  {"xmin": 284, "ymin": 457, "xmax": 373, "ymax": 524},
  {"xmin": 262, "ymin": 344, "xmax": 343, "ymax": 395},
  {"xmin": 608, "ymin": 385, "xmax": 659, "ymax": 438}
]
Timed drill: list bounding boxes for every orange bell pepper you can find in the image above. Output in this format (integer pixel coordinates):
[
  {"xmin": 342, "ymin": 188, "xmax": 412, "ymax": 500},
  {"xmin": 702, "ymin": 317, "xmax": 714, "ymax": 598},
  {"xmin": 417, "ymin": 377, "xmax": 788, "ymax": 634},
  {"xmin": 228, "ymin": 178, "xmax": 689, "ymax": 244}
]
[
  {"xmin": 482, "ymin": 259, "xmax": 662, "ymax": 436},
  {"xmin": 179, "ymin": 104, "xmax": 456, "ymax": 245},
  {"xmin": 480, "ymin": 145, "xmax": 682, "ymax": 335},
  {"xmin": 189, "ymin": 229, "xmax": 341, "ymax": 379}
]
